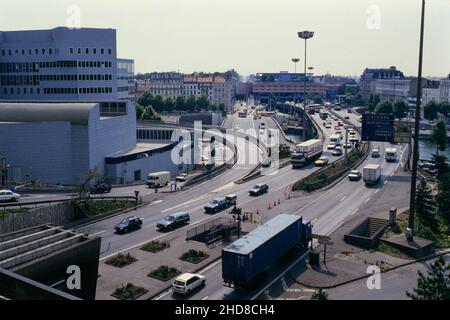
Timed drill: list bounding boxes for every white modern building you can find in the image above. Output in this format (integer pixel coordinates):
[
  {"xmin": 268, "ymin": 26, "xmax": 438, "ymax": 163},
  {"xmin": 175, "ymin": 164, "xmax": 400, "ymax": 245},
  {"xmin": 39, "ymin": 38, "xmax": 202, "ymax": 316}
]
[
  {"xmin": 0, "ymin": 27, "xmax": 134, "ymax": 102},
  {"xmin": 117, "ymin": 58, "xmax": 135, "ymax": 102}
]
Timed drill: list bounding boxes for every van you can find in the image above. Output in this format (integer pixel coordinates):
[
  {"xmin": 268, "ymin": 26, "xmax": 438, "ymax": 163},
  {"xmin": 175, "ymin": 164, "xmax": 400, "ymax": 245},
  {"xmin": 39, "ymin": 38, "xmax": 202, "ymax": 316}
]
[
  {"xmin": 146, "ymin": 171, "xmax": 170, "ymax": 188},
  {"xmin": 172, "ymin": 273, "xmax": 206, "ymax": 295}
]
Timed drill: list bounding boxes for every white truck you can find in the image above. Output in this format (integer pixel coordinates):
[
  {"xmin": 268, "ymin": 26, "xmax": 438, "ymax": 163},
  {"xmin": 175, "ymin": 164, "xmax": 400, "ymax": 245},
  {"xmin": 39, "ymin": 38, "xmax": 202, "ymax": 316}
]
[
  {"xmin": 385, "ymin": 148, "xmax": 398, "ymax": 162},
  {"xmin": 363, "ymin": 164, "xmax": 382, "ymax": 185},
  {"xmin": 291, "ymin": 139, "xmax": 323, "ymax": 168},
  {"xmin": 329, "ymin": 134, "xmax": 342, "ymax": 146},
  {"xmin": 146, "ymin": 171, "xmax": 171, "ymax": 188}
]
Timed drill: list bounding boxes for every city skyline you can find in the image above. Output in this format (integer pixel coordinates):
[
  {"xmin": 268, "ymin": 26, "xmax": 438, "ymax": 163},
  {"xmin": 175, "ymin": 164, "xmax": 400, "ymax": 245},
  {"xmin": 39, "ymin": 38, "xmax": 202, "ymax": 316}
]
[{"xmin": 1, "ymin": 0, "xmax": 449, "ymax": 77}]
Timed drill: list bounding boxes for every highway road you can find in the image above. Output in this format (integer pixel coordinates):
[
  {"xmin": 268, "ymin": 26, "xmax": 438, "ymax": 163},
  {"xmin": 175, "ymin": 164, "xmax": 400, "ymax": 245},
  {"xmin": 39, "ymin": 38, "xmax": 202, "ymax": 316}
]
[{"xmin": 157, "ymin": 105, "xmax": 411, "ymax": 301}]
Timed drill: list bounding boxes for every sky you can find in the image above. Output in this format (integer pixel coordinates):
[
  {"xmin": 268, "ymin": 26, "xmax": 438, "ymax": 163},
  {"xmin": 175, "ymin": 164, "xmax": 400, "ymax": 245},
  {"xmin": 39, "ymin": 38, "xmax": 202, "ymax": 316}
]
[{"xmin": 0, "ymin": 0, "xmax": 449, "ymax": 78}]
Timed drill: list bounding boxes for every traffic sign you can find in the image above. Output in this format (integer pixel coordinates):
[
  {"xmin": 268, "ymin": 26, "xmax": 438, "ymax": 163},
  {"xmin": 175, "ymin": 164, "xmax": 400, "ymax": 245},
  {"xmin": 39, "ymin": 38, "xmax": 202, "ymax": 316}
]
[
  {"xmin": 394, "ymin": 122, "xmax": 411, "ymax": 143},
  {"xmin": 361, "ymin": 113, "xmax": 395, "ymax": 142}
]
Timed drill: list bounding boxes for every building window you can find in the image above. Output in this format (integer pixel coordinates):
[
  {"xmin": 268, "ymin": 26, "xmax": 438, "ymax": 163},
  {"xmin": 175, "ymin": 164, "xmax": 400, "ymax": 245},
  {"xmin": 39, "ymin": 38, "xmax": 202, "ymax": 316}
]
[
  {"xmin": 93, "ymin": 48, "xmax": 96, "ymax": 54},
  {"xmin": 86, "ymin": 48, "xmax": 89, "ymax": 54},
  {"xmin": 101, "ymin": 48, "xmax": 104, "ymax": 54},
  {"xmin": 70, "ymin": 48, "xmax": 74, "ymax": 54},
  {"xmin": 78, "ymin": 48, "xmax": 81, "ymax": 54},
  {"xmin": 108, "ymin": 48, "xmax": 112, "ymax": 54}
]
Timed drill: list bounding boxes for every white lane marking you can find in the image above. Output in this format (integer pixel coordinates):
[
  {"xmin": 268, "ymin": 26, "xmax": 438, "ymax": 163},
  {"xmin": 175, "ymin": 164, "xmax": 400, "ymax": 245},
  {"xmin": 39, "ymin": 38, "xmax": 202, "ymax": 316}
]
[
  {"xmin": 384, "ymin": 180, "xmax": 389, "ymax": 185},
  {"xmin": 151, "ymin": 200, "xmax": 164, "ymax": 205},
  {"xmin": 199, "ymin": 259, "xmax": 222, "ymax": 274},
  {"xmin": 202, "ymin": 296, "xmax": 209, "ymax": 300},
  {"xmin": 154, "ymin": 289, "xmax": 172, "ymax": 300},
  {"xmin": 351, "ymin": 208, "xmax": 359, "ymax": 215},
  {"xmin": 364, "ymin": 197, "xmax": 371, "ymax": 204},
  {"xmin": 311, "ymin": 218, "xmax": 319, "ymax": 224},
  {"xmin": 90, "ymin": 230, "xmax": 106, "ymax": 237},
  {"xmin": 339, "ymin": 196, "xmax": 347, "ymax": 202},
  {"xmin": 375, "ymin": 189, "xmax": 380, "ymax": 194}
]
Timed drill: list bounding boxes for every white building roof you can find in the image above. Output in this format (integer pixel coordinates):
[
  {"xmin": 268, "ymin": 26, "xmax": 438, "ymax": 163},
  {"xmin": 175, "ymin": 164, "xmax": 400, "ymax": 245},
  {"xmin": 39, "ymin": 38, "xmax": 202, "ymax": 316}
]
[{"xmin": 0, "ymin": 102, "xmax": 97, "ymax": 125}]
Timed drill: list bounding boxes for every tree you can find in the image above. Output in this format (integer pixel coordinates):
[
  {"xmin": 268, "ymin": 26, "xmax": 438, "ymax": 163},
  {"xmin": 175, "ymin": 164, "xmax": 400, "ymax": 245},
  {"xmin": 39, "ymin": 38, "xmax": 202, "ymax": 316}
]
[
  {"xmin": 141, "ymin": 106, "xmax": 161, "ymax": 121},
  {"xmin": 415, "ymin": 179, "xmax": 437, "ymax": 233},
  {"xmin": 424, "ymin": 101, "xmax": 439, "ymax": 122},
  {"xmin": 374, "ymin": 100, "xmax": 394, "ymax": 114},
  {"xmin": 77, "ymin": 168, "xmax": 101, "ymax": 200},
  {"xmin": 436, "ymin": 172, "xmax": 450, "ymax": 222},
  {"xmin": 197, "ymin": 95, "xmax": 210, "ymax": 111},
  {"xmin": 175, "ymin": 96, "xmax": 186, "ymax": 111},
  {"xmin": 352, "ymin": 93, "xmax": 366, "ymax": 107},
  {"xmin": 407, "ymin": 256, "xmax": 450, "ymax": 300},
  {"xmin": 137, "ymin": 92, "xmax": 153, "ymax": 107},
  {"xmin": 393, "ymin": 99, "xmax": 409, "ymax": 119},
  {"xmin": 438, "ymin": 101, "xmax": 450, "ymax": 119},
  {"xmin": 218, "ymin": 103, "xmax": 226, "ymax": 113},
  {"xmin": 431, "ymin": 120, "xmax": 448, "ymax": 155},
  {"xmin": 369, "ymin": 95, "xmax": 381, "ymax": 112},
  {"xmin": 313, "ymin": 95, "xmax": 323, "ymax": 105},
  {"xmin": 135, "ymin": 104, "xmax": 144, "ymax": 120},
  {"xmin": 311, "ymin": 289, "xmax": 328, "ymax": 300},
  {"xmin": 186, "ymin": 96, "xmax": 197, "ymax": 113}
]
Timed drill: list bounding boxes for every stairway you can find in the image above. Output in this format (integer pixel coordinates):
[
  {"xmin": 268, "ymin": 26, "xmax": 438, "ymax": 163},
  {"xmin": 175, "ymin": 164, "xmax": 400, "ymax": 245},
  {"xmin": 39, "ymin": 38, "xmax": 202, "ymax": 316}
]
[{"xmin": 363, "ymin": 218, "xmax": 389, "ymax": 238}]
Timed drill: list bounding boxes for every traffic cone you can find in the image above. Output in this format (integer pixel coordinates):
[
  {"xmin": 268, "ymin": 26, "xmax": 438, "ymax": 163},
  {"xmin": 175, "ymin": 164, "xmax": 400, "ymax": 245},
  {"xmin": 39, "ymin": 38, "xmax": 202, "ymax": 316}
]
[
  {"xmin": 274, "ymin": 201, "xmax": 277, "ymax": 207},
  {"xmin": 268, "ymin": 203, "xmax": 272, "ymax": 210},
  {"xmin": 278, "ymin": 199, "xmax": 281, "ymax": 205}
]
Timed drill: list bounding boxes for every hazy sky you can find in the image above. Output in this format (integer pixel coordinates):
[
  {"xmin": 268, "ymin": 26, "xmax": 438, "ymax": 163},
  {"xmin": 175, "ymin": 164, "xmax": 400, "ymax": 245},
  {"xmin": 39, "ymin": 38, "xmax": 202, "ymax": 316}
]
[{"xmin": 1, "ymin": 0, "xmax": 449, "ymax": 77}]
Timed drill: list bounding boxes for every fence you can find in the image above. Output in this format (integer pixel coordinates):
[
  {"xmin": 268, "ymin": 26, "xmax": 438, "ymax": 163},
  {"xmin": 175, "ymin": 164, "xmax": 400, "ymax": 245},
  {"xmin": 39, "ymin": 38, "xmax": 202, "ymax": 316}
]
[{"xmin": 186, "ymin": 217, "xmax": 236, "ymax": 241}]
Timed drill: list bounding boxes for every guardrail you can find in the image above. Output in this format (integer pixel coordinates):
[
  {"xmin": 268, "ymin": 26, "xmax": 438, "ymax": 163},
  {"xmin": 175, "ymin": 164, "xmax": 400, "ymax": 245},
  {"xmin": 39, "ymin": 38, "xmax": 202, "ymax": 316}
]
[{"xmin": 0, "ymin": 196, "xmax": 137, "ymax": 210}]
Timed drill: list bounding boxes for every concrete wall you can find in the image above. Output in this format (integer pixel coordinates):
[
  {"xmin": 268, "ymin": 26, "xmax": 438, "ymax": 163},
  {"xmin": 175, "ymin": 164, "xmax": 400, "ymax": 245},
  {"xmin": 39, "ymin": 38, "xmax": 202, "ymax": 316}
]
[
  {"xmin": 0, "ymin": 122, "xmax": 74, "ymax": 184},
  {"xmin": 0, "ymin": 202, "xmax": 75, "ymax": 234}
]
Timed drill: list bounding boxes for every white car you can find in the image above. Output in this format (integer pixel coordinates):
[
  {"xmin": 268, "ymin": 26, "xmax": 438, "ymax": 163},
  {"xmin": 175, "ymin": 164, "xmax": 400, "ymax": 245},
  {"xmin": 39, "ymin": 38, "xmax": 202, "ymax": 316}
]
[
  {"xmin": 327, "ymin": 143, "xmax": 337, "ymax": 150},
  {"xmin": 0, "ymin": 190, "xmax": 20, "ymax": 202},
  {"xmin": 172, "ymin": 273, "xmax": 206, "ymax": 295}
]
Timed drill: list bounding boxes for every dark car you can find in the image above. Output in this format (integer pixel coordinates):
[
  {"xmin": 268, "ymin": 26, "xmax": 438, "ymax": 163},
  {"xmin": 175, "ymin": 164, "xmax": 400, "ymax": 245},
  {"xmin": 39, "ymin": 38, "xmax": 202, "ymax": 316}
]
[
  {"xmin": 249, "ymin": 184, "xmax": 269, "ymax": 196},
  {"xmin": 157, "ymin": 212, "xmax": 190, "ymax": 231},
  {"xmin": 90, "ymin": 182, "xmax": 112, "ymax": 194},
  {"xmin": 204, "ymin": 198, "xmax": 231, "ymax": 214},
  {"xmin": 115, "ymin": 216, "xmax": 142, "ymax": 234}
]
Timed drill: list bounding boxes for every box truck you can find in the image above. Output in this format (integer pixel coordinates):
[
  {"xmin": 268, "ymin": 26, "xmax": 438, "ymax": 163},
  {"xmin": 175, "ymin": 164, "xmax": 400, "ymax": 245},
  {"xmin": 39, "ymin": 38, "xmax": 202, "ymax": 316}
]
[
  {"xmin": 146, "ymin": 171, "xmax": 170, "ymax": 188},
  {"xmin": 385, "ymin": 148, "xmax": 398, "ymax": 162},
  {"xmin": 363, "ymin": 164, "xmax": 382, "ymax": 185},
  {"xmin": 291, "ymin": 139, "xmax": 323, "ymax": 168}
]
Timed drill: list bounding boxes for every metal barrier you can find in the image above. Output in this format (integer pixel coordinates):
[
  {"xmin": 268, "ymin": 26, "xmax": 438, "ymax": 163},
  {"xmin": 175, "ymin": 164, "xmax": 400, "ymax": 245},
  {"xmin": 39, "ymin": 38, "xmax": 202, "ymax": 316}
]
[{"xmin": 186, "ymin": 216, "xmax": 236, "ymax": 241}]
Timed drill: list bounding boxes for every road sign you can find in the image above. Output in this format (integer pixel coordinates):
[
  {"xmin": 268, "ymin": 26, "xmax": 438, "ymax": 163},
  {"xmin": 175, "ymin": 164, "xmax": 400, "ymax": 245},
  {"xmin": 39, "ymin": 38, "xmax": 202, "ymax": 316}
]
[
  {"xmin": 361, "ymin": 113, "xmax": 395, "ymax": 143},
  {"xmin": 394, "ymin": 122, "xmax": 411, "ymax": 143},
  {"xmin": 312, "ymin": 234, "xmax": 331, "ymax": 242}
]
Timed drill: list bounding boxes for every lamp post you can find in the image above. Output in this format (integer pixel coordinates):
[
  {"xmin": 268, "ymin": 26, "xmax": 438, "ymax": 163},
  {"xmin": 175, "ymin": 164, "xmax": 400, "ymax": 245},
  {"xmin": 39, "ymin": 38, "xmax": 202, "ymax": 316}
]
[
  {"xmin": 291, "ymin": 58, "xmax": 300, "ymax": 74},
  {"xmin": 407, "ymin": 0, "xmax": 426, "ymax": 242},
  {"xmin": 298, "ymin": 30, "xmax": 314, "ymax": 141}
]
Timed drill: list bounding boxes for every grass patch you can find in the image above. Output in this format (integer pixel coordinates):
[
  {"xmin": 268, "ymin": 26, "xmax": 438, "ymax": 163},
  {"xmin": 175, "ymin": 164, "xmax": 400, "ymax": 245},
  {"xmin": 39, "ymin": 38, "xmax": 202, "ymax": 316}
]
[
  {"xmin": 105, "ymin": 253, "xmax": 137, "ymax": 268},
  {"xmin": 293, "ymin": 149, "xmax": 365, "ymax": 192},
  {"xmin": 78, "ymin": 200, "xmax": 135, "ymax": 216},
  {"xmin": 148, "ymin": 265, "xmax": 181, "ymax": 282},
  {"xmin": 377, "ymin": 241, "xmax": 413, "ymax": 260},
  {"xmin": 140, "ymin": 240, "xmax": 170, "ymax": 253},
  {"xmin": 179, "ymin": 249, "xmax": 210, "ymax": 264},
  {"xmin": 0, "ymin": 207, "xmax": 30, "ymax": 218},
  {"xmin": 111, "ymin": 283, "xmax": 148, "ymax": 300}
]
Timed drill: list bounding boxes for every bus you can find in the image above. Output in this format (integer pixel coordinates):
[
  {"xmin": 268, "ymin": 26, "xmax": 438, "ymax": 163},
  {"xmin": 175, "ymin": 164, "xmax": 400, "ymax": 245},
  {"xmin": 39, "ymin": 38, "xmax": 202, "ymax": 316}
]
[{"xmin": 319, "ymin": 110, "xmax": 329, "ymax": 120}]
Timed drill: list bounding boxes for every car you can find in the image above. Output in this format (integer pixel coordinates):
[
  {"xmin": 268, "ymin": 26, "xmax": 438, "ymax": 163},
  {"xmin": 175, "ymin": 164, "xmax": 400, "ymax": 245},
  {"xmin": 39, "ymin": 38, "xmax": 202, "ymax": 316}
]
[
  {"xmin": 371, "ymin": 148, "xmax": 381, "ymax": 158},
  {"xmin": 204, "ymin": 197, "xmax": 235, "ymax": 214},
  {"xmin": 157, "ymin": 212, "xmax": 190, "ymax": 231},
  {"xmin": 342, "ymin": 143, "xmax": 352, "ymax": 149},
  {"xmin": 315, "ymin": 156, "xmax": 329, "ymax": 167},
  {"xmin": 89, "ymin": 182, "xmax": 112, "ymax": 194},
  {"xmin": 172, "ymin": 273, "xmax": 206, "ymax": 295},
  {"xmin": 249, "ymin": 184, "xmax": 269, "ymax": 196},
  {"xmin": 332, "ymin": 147, "xmax": 343, "ymax": 156},
  {"xmin": 349, "ymin": 136, "xmax": 359, "ymax": 143},
  {"xmin": 327, "ymin": 143, "xmax": 337, "ymax": 150},
  {"xmin": 344, "ymin": 115, "xmax": 350, "ymax": 119},
  {"xmin": 338, "ymin": 121, "xmax": 344, "ymax": 126},
  {"xmin": 114, "ymin": 216, "xmax": 142, "ymax": 234},
  {"xmin": 234, "ymin": 125, "xmax": 240, "ymax": 131},
  {"xmin": 325, "ymin": 123, "xmax": 332, "ymax": 129},
  {"xmin": 0, "ymin": 190, "xmax": 20, "ymax": 202},
  {"xmin": 261, "ymin": 158, "xmax": 272, "ymax": 168},
  {"xmin": 175, "ymin": 173, "xmax": 189, "ymax": 183},
  {"xmin": 418, "ymin": 162, "xmax": 435, "ymax": 170},
  {"xmin": 348, "ymin": 170, "xmax": 362, "ymax": 181}
]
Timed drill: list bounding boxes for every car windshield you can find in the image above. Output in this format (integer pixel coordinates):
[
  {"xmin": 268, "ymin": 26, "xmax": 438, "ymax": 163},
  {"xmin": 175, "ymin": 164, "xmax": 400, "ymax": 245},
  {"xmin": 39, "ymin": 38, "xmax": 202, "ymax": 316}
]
[
  {"xmin": 210, "ymin": 200, "xmax": 220, "ymax": 204},
  {"xmin": 120, "ymin": 218, "xmax": 130, "ymax": 224},
  {"xmin": 174, "ymin": 280, "xmax": 185, "ymax": 286},
  {"xmin": 351, "ymin": 170, "xmax": 359, "ymax": 174},
  {"xmin": 165, "ymin": 216, "xmax": 176, "ymax": 221}
]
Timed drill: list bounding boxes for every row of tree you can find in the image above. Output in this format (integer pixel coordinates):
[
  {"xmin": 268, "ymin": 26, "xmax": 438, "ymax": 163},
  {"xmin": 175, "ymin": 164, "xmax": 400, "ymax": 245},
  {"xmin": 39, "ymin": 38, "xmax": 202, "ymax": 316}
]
[
  {"xmin": 423, "ymin": 100, "xmax": 450, "ymax": 122},
  {"xmin": 135, "ymin": 104, "xmax": 162, "ymax": 121},
  {"xmin": 137, "ymin": 92, "xmax": 225, "ymax": 114}
]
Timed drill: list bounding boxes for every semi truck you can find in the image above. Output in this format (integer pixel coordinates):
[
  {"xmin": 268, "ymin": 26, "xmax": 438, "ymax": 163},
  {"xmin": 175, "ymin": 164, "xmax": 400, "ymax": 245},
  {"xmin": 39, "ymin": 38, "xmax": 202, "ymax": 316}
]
[
  {"xmin": 363, "ymin": 164, "xmax": 382, "ymax": 185},
  {"xmin": 291, "ymin": 139, "xmax": 323, "ymax": 168},
  {"xmin": 222, "ymin": 214, "xmax": 312, "ymax": 291},
  {"xmin": 385, "ymin": 148, "xmax": 398, "ymax": 162}
]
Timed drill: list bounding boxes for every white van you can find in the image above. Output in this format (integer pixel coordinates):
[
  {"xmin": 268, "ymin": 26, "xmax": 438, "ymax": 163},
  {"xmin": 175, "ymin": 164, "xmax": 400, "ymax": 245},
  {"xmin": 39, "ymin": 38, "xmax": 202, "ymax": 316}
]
[
  {"xmin": 146, "ymin": 171, "xmax": 170, "ymax": 188},
  {"xmin": 329, "ymin": 134, "xmax": 342, "ymax": 146}
]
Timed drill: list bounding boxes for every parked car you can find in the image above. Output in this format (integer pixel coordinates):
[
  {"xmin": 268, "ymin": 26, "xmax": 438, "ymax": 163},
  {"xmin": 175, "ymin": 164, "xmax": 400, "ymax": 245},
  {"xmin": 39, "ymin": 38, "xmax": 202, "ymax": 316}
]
[
  {"xmin": 348, "ymin": 170, "xmax": 362, "ymax": 181},
  {"xmin": 89, "ymin": 182, "xmax": 112, "ymax": 194},
  {"xmin": 315, "ymin": 156, "xmax": 329, "ymax": 167},
  {"xmin": 344, "ymin": 115, "xmax": 350, "ymax": 119},
  {"xmin": 157, "ymin": 212, "xmax": 190, "ymax": 231},
  {"xmin": 261, "ymin": 158, "xmax": 272, "ymax": 168},
  {"xmin": 114, "ymin": 216, "xmax": 143, "ymax": 234},
  {"xmin": 175, "ymin": 173, "xmax": 189, "ymax": 183},
  {"xmin": 343, "ymin": 143, "xmax": 352, "ymax": 149},
  {"xmin": 172, "ymin": 273, "xmax": 206, "ymax": 295},
  {"xmin": 332, "ymin": 147, "xmax": 343, "ymax": 156},
  {"xmin": 327, "ymin": 143, "xmax": 337, "ymax": 150},
  {"xmin": 249, "ymin": 184, "xmax": 269, "ymax": 196},
  {"xmin": 0, "ymin": 190, "xmax": 20, "ymax": 202},
  {"xmin": 204, "ymin": 196, "xmax": 235, "ymax": 214}
]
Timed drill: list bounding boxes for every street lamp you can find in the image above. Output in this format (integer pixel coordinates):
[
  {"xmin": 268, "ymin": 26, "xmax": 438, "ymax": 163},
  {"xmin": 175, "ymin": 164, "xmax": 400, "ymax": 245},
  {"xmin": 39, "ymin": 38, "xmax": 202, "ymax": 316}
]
[
  {"xmin": 298, "ymin": 30, "xmax": 314, "ymax": 141},
  {"xmin": 407, "ymin": 0, "xmax": 426, "ymax": 242},
  {"xmin": 291, "ymin": 58, "xmax": 300, "ymax": 74}
]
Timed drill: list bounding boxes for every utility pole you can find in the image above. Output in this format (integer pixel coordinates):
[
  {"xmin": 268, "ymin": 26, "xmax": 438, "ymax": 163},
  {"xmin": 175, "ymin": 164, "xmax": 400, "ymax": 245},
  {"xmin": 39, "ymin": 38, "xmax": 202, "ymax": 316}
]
[
  {"xmin": 298, "ymin": 30, "xmax": 314, "ymax": 141},
  {"xmin": 407, "ymin": 0, "xmax": 426, "ymax": 241},
  {"xmin": 1, "ymin": 157, "xmax": 8, "ymax": 188},
  {"xmin": 344, "ymin": 127, "xmax": 349, "ymax": 161}
]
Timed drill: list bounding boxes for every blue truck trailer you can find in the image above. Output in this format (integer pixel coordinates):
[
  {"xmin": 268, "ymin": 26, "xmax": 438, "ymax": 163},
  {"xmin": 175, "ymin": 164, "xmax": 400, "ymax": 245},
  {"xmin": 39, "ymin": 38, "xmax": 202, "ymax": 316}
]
[{"xmin": 222, "ymin": 214, "xmax": 312, "ymax": 290}]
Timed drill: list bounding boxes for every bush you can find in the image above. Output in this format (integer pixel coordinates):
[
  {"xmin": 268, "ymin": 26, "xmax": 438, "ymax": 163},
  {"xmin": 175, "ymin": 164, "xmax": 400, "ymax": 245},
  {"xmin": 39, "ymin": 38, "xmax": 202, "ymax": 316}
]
[
  {"xmin": 80, "ymin": 200, "xmax": 135, "ymax": 216},
  {"xmin": 105, "ymin": 253, "xmax": 137, "ymax": 268},
  {"xmin": 140, "ymin": 241, "xmax": 170, "ymax": 253},
  {"xmin": 0, "ymin": 208, "xmax": 30, "ymax": 218},
  {"xmin": 180, "ymin": 249, "xmax": 210, "ymax": 264},
  {"xmin": 148, "ymin": 265, "xmax": 180, "ymax": 281},
  {"xmin": 112, "ymin": 283, "xmax": 148, "ymax": 300}
]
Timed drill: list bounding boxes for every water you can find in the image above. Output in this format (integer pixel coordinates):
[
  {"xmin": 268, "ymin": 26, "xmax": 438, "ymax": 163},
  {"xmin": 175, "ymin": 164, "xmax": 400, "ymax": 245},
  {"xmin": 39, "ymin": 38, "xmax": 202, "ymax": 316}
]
[{"xmin": 419, "ymin": 140, "xmax": 450, "ymax": 161}]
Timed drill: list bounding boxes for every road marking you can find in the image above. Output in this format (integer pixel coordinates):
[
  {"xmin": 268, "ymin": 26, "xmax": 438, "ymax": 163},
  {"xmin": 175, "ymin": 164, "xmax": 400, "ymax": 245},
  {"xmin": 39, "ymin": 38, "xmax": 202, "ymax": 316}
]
[
  {"xmin": 281, "ymin": 276, "xmax": 288, "ymax": 291},
  {"xmin": 384, "ymin": 180, "xmax": 389, "ymax": 185},
  {"xmin": 351, "ymin": 208, "xmax": 359, "ymax": 215},
  {"xmin": 364, "ymin": 197, "xmax": 371, "ymax": 204},
  {"xmin": 151, "ymin": 200, "xmax": 164, "ymax": 205},
  {"xmin": 202, "ymin": 296, "xmax": 209, "ymax": 300},
  {"xmin": 154, "ymin": 289, "xmax": 172, "ymax": 300},
  {"xmin": 339, "ymin": 196, "xmax": 347, "ymax": 202},
  {"xmin": 311, "ymin": 218, "xmax": 318, "ymax": 224},
  {"xmin": 90, "ymin": 230, "xmax": 106, "ymax": 237},
  {"xmin": 199, "ymin": 259, "xmax": 222, "ymax": 274},
  {"xmin": 375, "ymin": 189, "xmax": 380, "ymax": 194}
]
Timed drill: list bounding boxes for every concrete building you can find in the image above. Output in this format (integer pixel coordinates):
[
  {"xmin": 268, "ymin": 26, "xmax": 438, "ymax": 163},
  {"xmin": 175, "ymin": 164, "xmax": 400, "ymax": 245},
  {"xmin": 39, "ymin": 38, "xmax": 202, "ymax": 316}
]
[
  {"xmin": 0, "ymin": 224, "xmax": 101, "ymax": 300},
  {"xmin": 439, "ymin": 77, "xmax": 450, "ymax": 104},
  {"xmin": 0, "ymin": 27, "xmax": 134, "ymax": 102},
  {"xmin": 359, "ymin": 66, "xmax": 404, "ymax": 98},
  {"xmin": 116, "ymin": 58, "xmax": 135, "ymax": 102},
  {"xmin": 422, "ymin": 87, "xmax": 441, "ymax": 105}
]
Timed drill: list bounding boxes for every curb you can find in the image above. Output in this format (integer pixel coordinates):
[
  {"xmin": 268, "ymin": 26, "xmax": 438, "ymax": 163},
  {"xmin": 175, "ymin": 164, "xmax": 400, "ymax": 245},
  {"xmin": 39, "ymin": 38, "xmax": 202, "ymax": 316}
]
[{"xmin": 289, "ymin": 249, "xmax": 450, "ymax": 291}]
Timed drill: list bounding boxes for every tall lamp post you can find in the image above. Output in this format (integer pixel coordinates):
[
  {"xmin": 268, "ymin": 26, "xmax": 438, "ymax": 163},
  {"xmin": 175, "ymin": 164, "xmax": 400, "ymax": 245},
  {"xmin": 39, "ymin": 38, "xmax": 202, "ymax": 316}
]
[
  {"xmin": 291, "ymin": 58, "xmax": 300, "ymax": 74},
  {"xmin": 298, "ymin": 30, "xmax": 314, "ymax": 141},
  {"xmin": 407, "ymin": 0, "xmax": 426, "ymax": 242}
]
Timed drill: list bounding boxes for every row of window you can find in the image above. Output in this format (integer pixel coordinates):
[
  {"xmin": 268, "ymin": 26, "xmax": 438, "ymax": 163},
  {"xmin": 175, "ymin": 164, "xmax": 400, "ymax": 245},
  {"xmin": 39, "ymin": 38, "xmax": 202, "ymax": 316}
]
[
  {"xmin": 1, "ymin": 47, "xmax": 112, "ymax": 57},
  {"xmin": 0, "ymin": 61, "xmax": 113, "ymax": 73},
  {"xmin": 0, "ymin": 74, "xmax": 113, "ymax": 86},
  {"xmin": 2, "ymin": 87, "xmax": 113, "ymax": 95}
]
